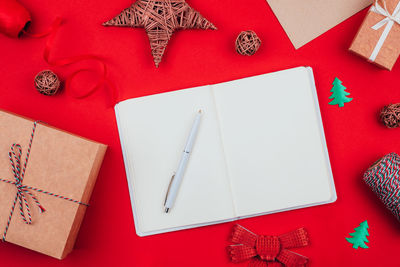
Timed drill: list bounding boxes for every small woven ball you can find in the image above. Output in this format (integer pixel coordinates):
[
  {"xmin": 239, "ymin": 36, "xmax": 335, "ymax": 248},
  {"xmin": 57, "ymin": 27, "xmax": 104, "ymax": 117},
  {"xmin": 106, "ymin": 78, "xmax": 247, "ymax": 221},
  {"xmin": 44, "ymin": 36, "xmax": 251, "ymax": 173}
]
[
  {"xmin": 380, "ymin": 103, "xmax": 400, "ymax": 128},
  {"xmin": 235, "ymin": 30, "xmax": 261, "ymax": 56},
  {"xmin": 34, "ymin": 70, "xmax": 61, "ymax": 96}
]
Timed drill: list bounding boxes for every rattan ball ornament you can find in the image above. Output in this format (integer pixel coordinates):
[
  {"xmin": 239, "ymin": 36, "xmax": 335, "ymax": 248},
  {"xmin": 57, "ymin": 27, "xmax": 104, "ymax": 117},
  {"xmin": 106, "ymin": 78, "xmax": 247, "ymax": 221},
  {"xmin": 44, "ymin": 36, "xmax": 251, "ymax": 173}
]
[
  {"xmin": 235, "ymin": 30, "xmax": 261, "ymax": 56},
  {"xmin": 380, "ymin": 103, "xmax": 400, "ymax": 128},
  {"xmin": 34, "ymin": 70, "xmax": 61, "ymax": 96}
]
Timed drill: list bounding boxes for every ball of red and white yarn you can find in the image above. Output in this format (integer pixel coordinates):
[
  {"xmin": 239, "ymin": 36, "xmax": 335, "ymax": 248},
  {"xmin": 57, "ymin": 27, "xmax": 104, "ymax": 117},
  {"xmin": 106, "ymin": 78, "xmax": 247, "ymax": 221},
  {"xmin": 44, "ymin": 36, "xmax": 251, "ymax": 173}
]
[{"xmin": 364, "ymin": 153, "xmax": 400, "ymax": 221}]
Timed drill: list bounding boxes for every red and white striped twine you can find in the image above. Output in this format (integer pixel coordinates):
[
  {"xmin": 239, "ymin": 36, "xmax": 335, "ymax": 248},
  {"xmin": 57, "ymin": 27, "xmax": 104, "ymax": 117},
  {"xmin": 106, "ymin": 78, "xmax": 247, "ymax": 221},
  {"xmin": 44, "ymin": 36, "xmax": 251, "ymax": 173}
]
[
  {"xmin": 364, "ymin": 152, "xmax": 400, "ymax": 222},
  {"xmin": 0, "ymin": 121, "xmax": 88, "ymax": 241}
]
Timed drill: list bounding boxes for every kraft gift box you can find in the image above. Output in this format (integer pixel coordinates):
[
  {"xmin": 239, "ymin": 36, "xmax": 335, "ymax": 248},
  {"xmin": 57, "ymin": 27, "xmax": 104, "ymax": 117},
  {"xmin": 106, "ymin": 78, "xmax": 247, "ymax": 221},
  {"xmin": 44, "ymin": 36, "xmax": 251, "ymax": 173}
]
[
  {"xmin": 0, "ymin": 110, "xmax": 107, "ymax": 259},
  {"xmin": 350, "ymin": 0, "xmax": 400, "ymax": 70}
]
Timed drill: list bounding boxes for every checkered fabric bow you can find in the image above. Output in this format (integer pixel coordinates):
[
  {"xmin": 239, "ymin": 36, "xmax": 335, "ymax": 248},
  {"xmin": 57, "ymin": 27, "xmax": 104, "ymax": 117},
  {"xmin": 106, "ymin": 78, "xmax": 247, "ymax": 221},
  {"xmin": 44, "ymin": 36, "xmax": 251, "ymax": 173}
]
[{"xmin": 227, "ymin": 225, "xmax": 309, "ymax": 267}]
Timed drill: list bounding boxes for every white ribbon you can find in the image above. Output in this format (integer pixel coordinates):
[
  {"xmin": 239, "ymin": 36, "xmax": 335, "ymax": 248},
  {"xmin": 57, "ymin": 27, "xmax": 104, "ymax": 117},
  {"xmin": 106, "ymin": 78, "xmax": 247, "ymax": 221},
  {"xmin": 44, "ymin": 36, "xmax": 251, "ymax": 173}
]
[{"xmin": 369, "ymin": 0, "xmax": 400, "ymax": 61}]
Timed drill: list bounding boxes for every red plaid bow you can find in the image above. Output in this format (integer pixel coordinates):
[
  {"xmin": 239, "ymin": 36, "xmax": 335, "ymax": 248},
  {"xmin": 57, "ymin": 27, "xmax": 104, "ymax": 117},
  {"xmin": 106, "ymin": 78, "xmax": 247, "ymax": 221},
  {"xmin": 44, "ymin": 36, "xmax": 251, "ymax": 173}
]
[{"xmin": 227, "ymin": 225, "xmax": 310, "ymax": 267}]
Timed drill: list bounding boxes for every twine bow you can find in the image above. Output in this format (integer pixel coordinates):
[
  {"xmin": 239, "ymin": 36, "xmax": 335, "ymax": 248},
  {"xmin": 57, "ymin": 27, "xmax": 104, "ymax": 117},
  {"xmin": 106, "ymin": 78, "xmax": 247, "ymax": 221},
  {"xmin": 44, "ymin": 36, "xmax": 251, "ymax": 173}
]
[
  {"xmin": 7, "ymin": 144, "xmax": 46, "ymax": 223},
  {"xmin": 227, "ymin": 225, "xmax": 309, "ymax": 267},
  {"xmin": 0, "ymin": 121, "xmax": 88, "ymax": 241}
]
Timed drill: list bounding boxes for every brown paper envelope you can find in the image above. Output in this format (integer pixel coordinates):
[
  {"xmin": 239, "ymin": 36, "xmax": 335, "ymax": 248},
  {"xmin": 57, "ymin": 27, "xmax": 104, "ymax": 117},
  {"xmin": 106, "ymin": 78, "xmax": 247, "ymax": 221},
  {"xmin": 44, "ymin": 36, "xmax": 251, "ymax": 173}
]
[
  {"xmin": 0, "ymin": 110, "xmax": 106, "ymax": 259},
  {"xmin": 267, "ymin": 0, "xmax": 373, "ymax": 49}
]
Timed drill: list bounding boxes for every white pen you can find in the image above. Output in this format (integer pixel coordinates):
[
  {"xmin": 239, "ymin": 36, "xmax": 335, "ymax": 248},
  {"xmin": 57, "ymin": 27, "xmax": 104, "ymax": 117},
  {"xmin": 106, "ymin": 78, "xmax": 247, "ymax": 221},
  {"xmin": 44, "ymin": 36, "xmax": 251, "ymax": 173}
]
[{"xmin": 164, "ymin": 110, "xmax": 202, "ymax": 213}]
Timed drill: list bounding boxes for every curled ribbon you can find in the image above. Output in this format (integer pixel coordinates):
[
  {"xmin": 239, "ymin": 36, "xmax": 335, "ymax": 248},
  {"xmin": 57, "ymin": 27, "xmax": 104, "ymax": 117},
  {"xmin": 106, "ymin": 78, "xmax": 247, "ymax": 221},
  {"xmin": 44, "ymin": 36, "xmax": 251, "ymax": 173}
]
[
  {"xmin": 0, "ymin": 121, "xmax": 88, "ymax": 241},
  {"xmin": 23, "ymin": 18, "xmax": 117, "ymax": 104},
  {"xmin": 369, "ymin": 0, "xmax": 400, "ymax": 61},
  {"xmin": 227, "ymin": 224, "xmax": 309, "ymax": 267},
  {"xmin": 0, "ymin": 1, "xmax": 117, "ymax": 105},
  {"xmin": 0, "ymin": 13, "xmax": 118, "ymax": 104}
]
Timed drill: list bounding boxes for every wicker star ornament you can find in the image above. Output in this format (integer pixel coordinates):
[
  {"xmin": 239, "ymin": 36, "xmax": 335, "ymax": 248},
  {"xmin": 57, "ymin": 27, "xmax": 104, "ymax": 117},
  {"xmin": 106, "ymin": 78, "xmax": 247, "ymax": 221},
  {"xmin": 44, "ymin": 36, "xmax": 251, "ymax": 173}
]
[{"xmin": 103, "ymin": 0, "xmax": 217, "ymax": 67}]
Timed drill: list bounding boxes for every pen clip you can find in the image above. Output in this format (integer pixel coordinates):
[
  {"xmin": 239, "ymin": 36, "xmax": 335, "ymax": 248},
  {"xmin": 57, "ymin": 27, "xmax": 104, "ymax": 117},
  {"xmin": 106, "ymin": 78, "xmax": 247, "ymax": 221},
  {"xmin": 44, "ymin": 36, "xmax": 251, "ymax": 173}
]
[{"xmin": 164, "ymin": 174, "xmax": 176, "ymax": 206}]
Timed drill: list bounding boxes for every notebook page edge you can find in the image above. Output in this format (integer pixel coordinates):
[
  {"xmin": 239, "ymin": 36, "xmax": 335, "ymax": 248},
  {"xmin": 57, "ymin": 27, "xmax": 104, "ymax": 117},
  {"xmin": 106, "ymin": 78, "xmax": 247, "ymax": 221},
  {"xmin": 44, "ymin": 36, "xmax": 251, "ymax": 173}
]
[
  {"xmin": 236, "ymin": 197, "xmax": 336, "ymax": 222},
  {"xmin": 114, "ymin": 103, "xmax": 144, "ymax": 236},
  {"xmin": 306, "ymin": 67, "xmax": 337, "ymax": 203},
  {"xmin": 137, "ymin": 217, "xmax": 237, "ymax": 237},
  {"xmin": 210, "ymin": 84, "xmax": 239, "ymax": 218}
]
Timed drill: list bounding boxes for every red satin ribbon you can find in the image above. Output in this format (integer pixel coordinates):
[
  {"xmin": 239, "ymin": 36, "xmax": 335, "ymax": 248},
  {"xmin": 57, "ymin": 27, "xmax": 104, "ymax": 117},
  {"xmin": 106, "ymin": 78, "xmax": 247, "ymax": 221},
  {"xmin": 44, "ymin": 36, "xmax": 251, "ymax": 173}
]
[
  {"xmin": 23, "ymin": 18, "xmax": 117, "ymax": 104},
  {"xmin": 227, "ymin": 225, "xmax": 310, "ymax": 267},
  {"xmin": 1, "ymin": 1, "xmax": 116, "ymax": 104},
  {"xmin": 0, "ymin": 0, "xmax": 30, "ymax": 38}
]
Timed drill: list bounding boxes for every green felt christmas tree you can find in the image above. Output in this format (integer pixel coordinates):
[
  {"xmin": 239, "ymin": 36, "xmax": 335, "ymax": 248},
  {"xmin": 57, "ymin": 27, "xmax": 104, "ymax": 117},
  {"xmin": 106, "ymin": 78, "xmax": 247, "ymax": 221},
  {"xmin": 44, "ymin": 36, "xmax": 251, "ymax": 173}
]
[
  {"xmin": 328, "ymin": 77, "xmax": 352, "ymax": 107},
  {"xmin": 346, "ymin": 220, "xmax": 369, "ymax": 249}
]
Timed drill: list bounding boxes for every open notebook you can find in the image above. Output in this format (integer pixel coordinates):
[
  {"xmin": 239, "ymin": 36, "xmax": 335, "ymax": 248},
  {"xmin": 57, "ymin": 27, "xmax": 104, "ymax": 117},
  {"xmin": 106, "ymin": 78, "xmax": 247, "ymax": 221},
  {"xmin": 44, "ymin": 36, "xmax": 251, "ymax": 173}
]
[{"xmin": 115, "ymin": 67, "xmax": 336, "ymax": 236}]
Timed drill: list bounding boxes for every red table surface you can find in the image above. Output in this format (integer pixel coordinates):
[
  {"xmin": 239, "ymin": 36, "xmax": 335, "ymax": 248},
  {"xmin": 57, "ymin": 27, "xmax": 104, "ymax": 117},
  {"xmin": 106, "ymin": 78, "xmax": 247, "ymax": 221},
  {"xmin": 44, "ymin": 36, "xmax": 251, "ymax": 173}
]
[{"xmin": 0, "ymin": 0, "xmax": 399, "ymax": 266}]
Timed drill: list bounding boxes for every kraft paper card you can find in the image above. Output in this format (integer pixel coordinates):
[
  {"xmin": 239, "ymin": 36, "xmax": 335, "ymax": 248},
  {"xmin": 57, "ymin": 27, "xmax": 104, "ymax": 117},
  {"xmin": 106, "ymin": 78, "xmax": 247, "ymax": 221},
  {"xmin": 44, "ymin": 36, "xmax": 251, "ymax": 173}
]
[
  {"xmin": 0, "ymin": 110, "xmax": 107, "ymax": 259},
  {"xmin": 267, "ymin": 0, "xmax": 372, "ymax": 49}
]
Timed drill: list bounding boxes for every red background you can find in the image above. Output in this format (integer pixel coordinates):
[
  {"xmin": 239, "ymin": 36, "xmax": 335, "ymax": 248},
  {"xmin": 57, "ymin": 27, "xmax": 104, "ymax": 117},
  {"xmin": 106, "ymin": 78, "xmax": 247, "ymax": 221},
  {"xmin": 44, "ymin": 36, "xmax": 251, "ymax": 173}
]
[{"xmin": 0, "ymin": 0, "xmax": 399, "ymax": 266}]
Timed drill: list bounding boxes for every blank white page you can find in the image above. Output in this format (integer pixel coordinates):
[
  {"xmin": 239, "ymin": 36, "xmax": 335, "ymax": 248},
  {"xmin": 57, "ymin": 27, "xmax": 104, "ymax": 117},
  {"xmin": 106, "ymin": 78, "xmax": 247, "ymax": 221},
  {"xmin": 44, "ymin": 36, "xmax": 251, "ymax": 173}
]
[
  {"xmin": 212, "ymin": 67, "xmax": 336, "ymax": 217},
  {"xmin": 115, "ymin": 86, "xmax": 235, "ymax": 235}
]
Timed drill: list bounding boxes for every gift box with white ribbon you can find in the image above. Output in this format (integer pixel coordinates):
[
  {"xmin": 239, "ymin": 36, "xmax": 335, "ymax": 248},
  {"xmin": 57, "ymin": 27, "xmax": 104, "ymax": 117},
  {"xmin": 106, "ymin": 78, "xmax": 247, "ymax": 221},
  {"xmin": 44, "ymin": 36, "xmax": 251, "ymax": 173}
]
[{"xmin": 350, "ymin": 0, "xmax": 400, "ymax": 70}]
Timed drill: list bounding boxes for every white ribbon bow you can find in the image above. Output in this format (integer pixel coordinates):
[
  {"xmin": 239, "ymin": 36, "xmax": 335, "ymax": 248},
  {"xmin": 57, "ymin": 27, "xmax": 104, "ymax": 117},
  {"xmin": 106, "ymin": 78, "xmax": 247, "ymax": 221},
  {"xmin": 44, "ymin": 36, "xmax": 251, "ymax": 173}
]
[
  {"xmin": 369, "ymin": 0, "xmax": 400, "ymax": 61},
  {"xmin": 371, "ymin": 0, "xmax": 400, "ymax": 29}
]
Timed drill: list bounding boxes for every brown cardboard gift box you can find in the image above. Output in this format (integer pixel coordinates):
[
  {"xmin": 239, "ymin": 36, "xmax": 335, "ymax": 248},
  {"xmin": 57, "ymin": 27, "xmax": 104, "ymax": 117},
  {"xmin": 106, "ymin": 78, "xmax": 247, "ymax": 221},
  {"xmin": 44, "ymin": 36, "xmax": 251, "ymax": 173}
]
[
  {"xmin": 0, "ymin": 110, "xmax": 107, "ymax": 259},
  {"xmin": 349, "ymin": 0, "xmax": 400, "ymax": 70}
]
